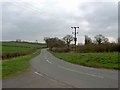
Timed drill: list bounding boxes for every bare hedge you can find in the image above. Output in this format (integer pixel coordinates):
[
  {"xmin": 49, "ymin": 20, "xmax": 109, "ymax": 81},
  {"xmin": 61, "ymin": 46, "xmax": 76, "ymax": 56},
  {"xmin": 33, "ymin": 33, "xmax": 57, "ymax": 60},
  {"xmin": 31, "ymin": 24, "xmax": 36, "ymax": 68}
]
[{"xmin": 77, "ymin": 44, "xmax": 119, "ymax": 53}]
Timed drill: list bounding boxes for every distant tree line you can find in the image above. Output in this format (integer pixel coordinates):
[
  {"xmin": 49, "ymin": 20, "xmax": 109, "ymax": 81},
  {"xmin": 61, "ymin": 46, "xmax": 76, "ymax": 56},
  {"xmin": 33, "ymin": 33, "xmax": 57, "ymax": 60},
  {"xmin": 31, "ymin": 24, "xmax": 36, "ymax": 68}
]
[
  {"xmin": 85, "ymin": 34, "xmax": 109, "ymax": 45},
  {"xmin": 44, "ymin": 34, "xmax": 119, "ymax": 53}
]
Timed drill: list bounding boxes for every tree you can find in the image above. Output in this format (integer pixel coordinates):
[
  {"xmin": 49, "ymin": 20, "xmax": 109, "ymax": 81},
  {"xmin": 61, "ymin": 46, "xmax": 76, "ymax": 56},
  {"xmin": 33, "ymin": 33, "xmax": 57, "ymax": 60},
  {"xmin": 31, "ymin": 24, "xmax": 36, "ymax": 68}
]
[
  {"xmin": 63, "ymin": 35, "xmax": 74, "ymax": 47},
  {"xmin": 16, "ymin": 39, "xmax": 21, "ymax": 42},
  {"xmin": 85, "ymin": 35, "xmax": 92, "ymax": 45},
  {"xmin": 103, "ymin": 38, "xmax": 109, "ymax": 44},
  {"xmin": 44, "ymin": 37, "xmax": 50, "ymax": 47},
  {"xmin": 94, "ymin": 34, "xmax": 109, "ymax": 45},
  {"xmin": 118, "ymin": 37, "xmax": 120, "ymax": 45},
  {"xmin": 44, "ymin": 37, "xmax": 65, "ymax": 49}
]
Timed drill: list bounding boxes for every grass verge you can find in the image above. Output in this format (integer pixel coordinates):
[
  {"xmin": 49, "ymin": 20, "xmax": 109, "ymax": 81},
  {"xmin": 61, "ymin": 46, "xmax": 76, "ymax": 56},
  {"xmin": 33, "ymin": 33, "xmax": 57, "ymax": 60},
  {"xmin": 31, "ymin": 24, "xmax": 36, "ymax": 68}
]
[
  {"xmin": 0, "ymin": 62, "xmax": 1, "ymax": 79},
  {"xmin": 52, "ymin": 52, "xmax": 119, "ymax": 70},
  {"xmin": 2, "ymin": 49, "xmax": 41, "ymax": 79}
]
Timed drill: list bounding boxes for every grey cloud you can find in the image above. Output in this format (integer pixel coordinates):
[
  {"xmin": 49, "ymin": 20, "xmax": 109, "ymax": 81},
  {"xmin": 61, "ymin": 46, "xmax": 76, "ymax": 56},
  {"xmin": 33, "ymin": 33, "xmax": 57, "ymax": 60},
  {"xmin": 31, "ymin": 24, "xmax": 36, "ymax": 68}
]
[
  {"xmin": 76, "ymin": 2, "xmax": 118, "ymax": 39},
  {"xmin": 2, "ymin": 1, "xmax": 118, "ymax": 43}
]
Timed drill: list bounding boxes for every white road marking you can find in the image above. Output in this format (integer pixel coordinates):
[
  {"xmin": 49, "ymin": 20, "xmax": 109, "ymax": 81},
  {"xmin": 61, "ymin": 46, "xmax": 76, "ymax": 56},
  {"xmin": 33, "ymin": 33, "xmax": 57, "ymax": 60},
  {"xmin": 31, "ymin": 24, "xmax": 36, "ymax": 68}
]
[
  {"xmin": 46, "ymin": 60, "xmax": 52, "ymax": 64},
  {"xmin": 58, "ymin": 65, "xmax": 104, "ymax": 79},
  {"xmin": 34, "ymin": 72, "xmax": 43, "ymax": 76}
]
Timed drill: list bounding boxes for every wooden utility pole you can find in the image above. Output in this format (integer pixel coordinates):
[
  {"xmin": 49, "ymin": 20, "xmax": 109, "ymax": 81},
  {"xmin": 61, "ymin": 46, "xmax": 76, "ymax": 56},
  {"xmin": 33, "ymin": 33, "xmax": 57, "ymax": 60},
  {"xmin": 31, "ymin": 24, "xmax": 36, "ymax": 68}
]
[{"xmin": 71, "ymin": 26, "xmax": 79, "ymax": 51}]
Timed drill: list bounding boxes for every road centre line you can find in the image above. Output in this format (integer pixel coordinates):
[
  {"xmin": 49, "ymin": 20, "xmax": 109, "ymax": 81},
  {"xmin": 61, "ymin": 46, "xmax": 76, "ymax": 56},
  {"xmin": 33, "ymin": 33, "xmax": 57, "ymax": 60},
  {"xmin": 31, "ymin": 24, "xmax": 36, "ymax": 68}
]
[
  {"xmin": 58, "ymin": 65, "xmax": 104, "ymax": 79},
  {"xmin": 46, "ymin": 60, "xmax": 52, "ymax": 64},
  {"xmin": 34, "ymin": 72, "xmax": 43, "ymax": 76}
]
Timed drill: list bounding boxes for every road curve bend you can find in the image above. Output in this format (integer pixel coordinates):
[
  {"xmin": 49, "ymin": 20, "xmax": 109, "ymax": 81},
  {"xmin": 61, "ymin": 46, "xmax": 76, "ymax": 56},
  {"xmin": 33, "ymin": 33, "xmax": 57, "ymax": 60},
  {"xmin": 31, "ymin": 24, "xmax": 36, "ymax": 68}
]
[{"xmin": 30, "ymin": 49, "xmax": 118, "ymax": 88}]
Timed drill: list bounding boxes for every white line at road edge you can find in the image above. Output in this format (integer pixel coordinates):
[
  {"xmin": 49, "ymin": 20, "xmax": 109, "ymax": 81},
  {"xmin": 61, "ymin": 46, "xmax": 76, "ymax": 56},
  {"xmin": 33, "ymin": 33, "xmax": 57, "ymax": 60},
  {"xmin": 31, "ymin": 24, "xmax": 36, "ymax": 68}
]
[
  {"xmin": 58, "ymin": 65, "xmax": 104, "ymax": 79},
  {"xmin": 46, "ymin": 60, "xmax": 52, "ymax": 64},
  {"xmin": 34, "ymin": 72, "xmax": 43, "ymax": 76}
]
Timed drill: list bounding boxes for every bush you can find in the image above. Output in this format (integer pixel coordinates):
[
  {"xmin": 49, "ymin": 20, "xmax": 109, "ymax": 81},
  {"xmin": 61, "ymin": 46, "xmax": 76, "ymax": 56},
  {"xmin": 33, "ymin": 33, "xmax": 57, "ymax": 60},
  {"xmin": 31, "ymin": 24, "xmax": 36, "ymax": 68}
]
[
  {"xmin": 77, "ymin": 44, "xmax": 119, "ymax": 53},
  {"xmin": 51, "ymin": 47, "xmax": 70, "ymax": 52},
  {"xmin": 2, "ymin": 48, "xmax": 37, "ymax": 60}
]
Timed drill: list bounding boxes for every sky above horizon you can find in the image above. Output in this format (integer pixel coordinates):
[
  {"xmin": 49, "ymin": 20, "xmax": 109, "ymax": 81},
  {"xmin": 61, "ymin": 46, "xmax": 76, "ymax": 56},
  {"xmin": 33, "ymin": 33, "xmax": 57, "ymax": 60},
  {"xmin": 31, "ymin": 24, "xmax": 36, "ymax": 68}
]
[{"xmin": 1, "ymin": 0, "xmax": 119, "ymax": 44}]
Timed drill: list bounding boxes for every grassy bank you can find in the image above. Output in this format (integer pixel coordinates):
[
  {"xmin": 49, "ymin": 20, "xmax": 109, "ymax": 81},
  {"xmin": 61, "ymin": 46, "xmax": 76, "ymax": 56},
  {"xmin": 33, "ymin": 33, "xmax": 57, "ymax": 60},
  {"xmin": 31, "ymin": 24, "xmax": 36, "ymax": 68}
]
[
  {"xmin": 2, "ymin": 49, "xmax": 41, "ymax": 79},
  {"xmin": 52, "ymin": 52, "xmax": 119, "ymax": 70}
]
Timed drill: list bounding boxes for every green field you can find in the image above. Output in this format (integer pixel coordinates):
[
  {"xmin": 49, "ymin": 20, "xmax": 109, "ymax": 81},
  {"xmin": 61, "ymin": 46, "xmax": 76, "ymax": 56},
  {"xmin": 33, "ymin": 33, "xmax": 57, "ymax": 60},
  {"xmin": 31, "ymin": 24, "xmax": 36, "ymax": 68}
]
[
  {"xmin": 1, "ymin": 42, "xmax": 46, "ymax": 59},
  {"xmin": 2, "ymin": 42, "xmax": 46, "ymax": 53},
  {"xmin": 2, "ymin": 42, "xmax": 46, "ymax": 49},
  {"xmin": 52, "ymin": 52, "xmax": 119, "ymax": 70},
  {"xmin": 1, "ymin": 41, "xmax": 46, "ymax": 79},
  {"xmin": 2, "ymin": 49, "xmax": 40, "ymax": 79},
  {"xmin": 2, "ymin": 46, "xmax": 31, "ymax": 53}
]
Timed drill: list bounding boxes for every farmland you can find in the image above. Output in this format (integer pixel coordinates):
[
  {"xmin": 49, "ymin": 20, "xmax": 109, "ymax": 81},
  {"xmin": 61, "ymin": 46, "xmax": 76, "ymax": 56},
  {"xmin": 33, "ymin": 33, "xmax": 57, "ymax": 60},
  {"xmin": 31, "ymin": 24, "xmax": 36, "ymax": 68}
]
[
  {"xmin": 2, "ymin": 46, "xmax": 31, "ymax": 53},
  {"xmin": 1, "ymin": 41, "xmax": 46, "ymax": 79},
  {"xmin": 1, "ymin": 42, "xmax": 46, "ymax": 59},
  {"xmin": 2, "ymin": 41, "xmax": 46, "ymax": 50}
]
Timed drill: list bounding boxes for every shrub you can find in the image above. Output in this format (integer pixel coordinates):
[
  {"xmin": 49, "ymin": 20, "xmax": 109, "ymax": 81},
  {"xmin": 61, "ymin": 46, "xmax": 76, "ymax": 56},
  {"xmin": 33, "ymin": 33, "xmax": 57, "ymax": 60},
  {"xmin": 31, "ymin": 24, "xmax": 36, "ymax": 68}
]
[
  {"xmin": 77, "ymin": 44, "xmax": 119, "ymax": 53},
  {"xmin": 2, "ymin": 48, "xmax": 37, "ymax": 60},
  {"xmin": 51, "ymin": 47, "xmax": 70, "ymax": 52}
]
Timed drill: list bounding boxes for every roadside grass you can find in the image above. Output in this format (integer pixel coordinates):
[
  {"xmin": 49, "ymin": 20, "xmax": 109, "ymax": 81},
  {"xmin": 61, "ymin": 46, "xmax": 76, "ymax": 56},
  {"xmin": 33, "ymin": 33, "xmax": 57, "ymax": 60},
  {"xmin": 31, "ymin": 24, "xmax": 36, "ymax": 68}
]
[
  {"xmin": 2, "ymin": 49, "xmax": 41, "ymax": 79},
  {"xmin": 52, "ymin": 52, "xmax": 119, "ymax": 70},
  {"xmin": 0, "ymin": 45, "xmax": 1, "ymax": 52},
  {"xmin": 0, "ymin": 62, "xmax": 1, "ymax": 79}
]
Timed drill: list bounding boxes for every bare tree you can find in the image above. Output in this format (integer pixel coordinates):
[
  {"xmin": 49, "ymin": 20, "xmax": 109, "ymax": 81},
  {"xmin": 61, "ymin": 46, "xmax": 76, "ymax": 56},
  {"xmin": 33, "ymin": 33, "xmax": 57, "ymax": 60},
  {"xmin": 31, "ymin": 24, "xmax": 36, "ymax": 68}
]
[
  {"xmin": 63, "ymin": 35, "xmax": 74, "ymax": 47},
  {"xmin": 44, "ymin": 37, "xmax": 50, "ymax": 47},
  {"xmin": 44, "ymin": 37, "xmax": 65, "ymax": 49},
  {"xmin": 94, "ymin": 34, "xmax": 109, "ymax": 45},
  {"xmin": 85, "ymin": 35, "xmax": 92, "ymax": 45},
  {"xmin": 118, "ymin": 37, "xmax": 120, "ymax": 45},
  {"xmin": 103, "ymin": 38, "xmax": 109, "ymax": 44}
]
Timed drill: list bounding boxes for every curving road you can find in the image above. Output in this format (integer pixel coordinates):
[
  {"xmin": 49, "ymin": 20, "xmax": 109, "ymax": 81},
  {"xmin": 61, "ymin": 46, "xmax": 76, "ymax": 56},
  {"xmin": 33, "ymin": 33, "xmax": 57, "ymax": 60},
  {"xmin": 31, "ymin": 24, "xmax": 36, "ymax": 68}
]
[
  {"xmin": 3, "ymin": 49, "xmax": 118, "ymax": 88},
  {"xmin": 31, "ymin": 49, "xmax": 118, "ymax": 88}
]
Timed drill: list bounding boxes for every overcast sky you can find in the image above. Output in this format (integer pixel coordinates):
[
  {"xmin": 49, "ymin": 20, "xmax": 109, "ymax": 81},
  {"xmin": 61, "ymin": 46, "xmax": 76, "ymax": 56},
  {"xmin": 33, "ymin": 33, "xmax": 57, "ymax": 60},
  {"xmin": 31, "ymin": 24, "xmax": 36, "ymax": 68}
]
[{"xmin": 1, "ymin": 0, "xmax": 119, "ymax": 43}]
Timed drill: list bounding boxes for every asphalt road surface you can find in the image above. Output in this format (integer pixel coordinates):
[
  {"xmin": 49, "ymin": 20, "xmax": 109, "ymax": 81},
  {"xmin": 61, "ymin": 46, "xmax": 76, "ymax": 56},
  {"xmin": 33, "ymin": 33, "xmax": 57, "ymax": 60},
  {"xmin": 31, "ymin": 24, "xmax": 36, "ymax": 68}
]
[{"xmin": 3, "ymin": 49, "xmax": 118, "ymax": 88}]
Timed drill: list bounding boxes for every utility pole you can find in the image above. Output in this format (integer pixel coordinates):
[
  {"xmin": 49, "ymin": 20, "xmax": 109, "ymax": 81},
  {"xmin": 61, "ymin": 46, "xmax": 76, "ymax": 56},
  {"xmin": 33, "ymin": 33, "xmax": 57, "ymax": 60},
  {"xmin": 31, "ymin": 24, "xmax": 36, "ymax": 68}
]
[{"xmin": 71, "ymin": 26, "xmax": 79, "ymax": 52}]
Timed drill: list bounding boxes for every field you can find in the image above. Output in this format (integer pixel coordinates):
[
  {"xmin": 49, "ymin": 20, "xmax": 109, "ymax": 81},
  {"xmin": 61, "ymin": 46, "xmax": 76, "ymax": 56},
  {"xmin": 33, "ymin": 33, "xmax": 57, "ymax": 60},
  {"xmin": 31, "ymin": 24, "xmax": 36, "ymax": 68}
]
[
  {"xmin": 1, "ymin": 41, "xmax": 46, "ymax": 79},
  {"xmin": 1, "ymin": 42, "xmax": 46, "ymax": 59},
  {"xmin": 52, "ymin": 52, "xmax": 119, "ymax": 70},
  {"xmin": 2, "ymin": 41, "xmax": 46, "ymax": 48},
  {"xmin": 2, "ymin": 50, "xmax": 40, "ymax": 79},
  {"xmin": 2, "ymin": 46, "xmax": 31, "ymax": 53}
]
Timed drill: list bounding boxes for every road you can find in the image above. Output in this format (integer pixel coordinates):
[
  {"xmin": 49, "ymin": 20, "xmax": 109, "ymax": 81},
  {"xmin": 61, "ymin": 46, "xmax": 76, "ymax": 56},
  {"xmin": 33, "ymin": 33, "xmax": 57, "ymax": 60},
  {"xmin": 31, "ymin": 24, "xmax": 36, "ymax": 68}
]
[{"xmin": 3, "ymin": 49, "xmax": 118, "ymax": 88}]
